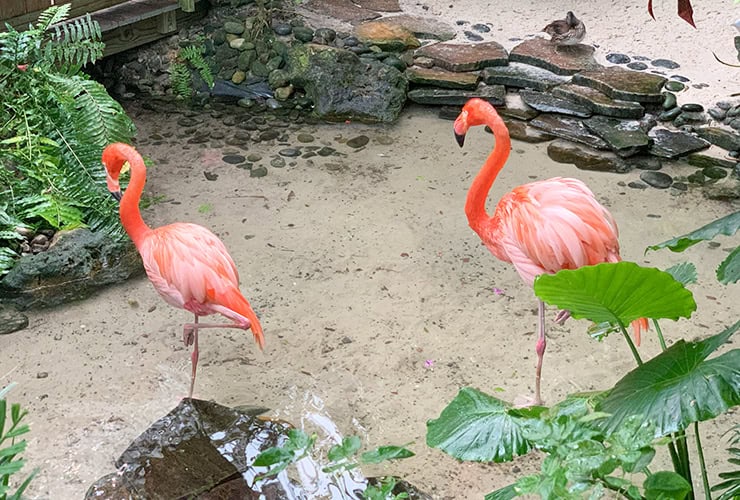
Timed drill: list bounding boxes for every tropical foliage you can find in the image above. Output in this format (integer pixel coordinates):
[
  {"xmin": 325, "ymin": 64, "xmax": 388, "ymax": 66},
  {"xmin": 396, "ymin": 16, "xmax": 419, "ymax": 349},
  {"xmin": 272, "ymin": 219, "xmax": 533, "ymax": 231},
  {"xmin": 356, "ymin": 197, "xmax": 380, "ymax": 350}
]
[
  {"xmin": 0, "ymin": 384, "xmax": 35, "ymax": 500},
  {"xmin": 253, "ymin": 428, "xmax": 414, "ymax": 498},
  {"xmin": 427, "ymin": 217, "xmax": 739, "ymax": 499},
  {"xmin": 0, "ymin": 5, "xmax": 135, "ymax": 275},
  {"xmin": 170, "ymin": 42, "xmax": 214, "ymax": 99}
]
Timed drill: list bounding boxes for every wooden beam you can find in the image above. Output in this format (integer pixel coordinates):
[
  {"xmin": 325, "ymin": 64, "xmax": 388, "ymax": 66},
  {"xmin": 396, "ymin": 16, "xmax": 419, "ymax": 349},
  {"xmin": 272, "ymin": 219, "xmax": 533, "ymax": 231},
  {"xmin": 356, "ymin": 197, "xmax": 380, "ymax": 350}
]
[
  {"xmin": 2, "ymin": 0, "xmax": 127, "ymax": 30},
  {"xmin": 156, "ymin": 10, "xmax": 177, "ymax": 34},
  {"xmin": 100, "ymin": 0, "xmax": 206, "ymax": 56},
  {"xmin": 178, "ymin": 0, "xmax": 195, "ymax": 13}
]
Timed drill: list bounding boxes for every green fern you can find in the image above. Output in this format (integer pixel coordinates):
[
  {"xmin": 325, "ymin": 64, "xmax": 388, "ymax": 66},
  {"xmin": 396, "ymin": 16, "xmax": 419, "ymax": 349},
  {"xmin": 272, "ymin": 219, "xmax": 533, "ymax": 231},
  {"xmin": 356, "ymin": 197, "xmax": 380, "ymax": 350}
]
[
  {"xmin": 45, "ymin": 14, "xmax": 104, "ymax": 73},
  {"xmin": 170, "ymin": 43, "xmax": 214, "ymax": 98},
  {"xmin": 170, "ymin": 62, "xmax": 193, "ymax": 98},
  {"xmin": 713, "ymin": 425, "xmax": 740, "ymax": 500},
  {"xmin": 0, "ymin": 5, "xmax": 134, "ymax": 275}
]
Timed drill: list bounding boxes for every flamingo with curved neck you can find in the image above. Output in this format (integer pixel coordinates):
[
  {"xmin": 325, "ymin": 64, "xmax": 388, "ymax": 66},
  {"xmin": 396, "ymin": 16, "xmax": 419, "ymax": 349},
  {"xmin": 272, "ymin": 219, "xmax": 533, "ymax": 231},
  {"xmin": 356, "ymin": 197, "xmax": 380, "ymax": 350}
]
[
  {"xmin": 454, "ymin": 98, "xmax": 647, "ymax": 405},
  {"xmin": 102, "ymin": 143, "xmax": 264, "ymax": 398}
]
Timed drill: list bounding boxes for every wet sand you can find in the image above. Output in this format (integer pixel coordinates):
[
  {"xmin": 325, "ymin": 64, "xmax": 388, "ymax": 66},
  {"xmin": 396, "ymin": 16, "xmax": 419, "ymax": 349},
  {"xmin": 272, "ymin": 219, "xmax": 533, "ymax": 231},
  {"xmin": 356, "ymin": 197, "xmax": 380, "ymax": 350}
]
[{"xmin": 2, "ymin": 0, "xmax": 740, "ymax": 497}]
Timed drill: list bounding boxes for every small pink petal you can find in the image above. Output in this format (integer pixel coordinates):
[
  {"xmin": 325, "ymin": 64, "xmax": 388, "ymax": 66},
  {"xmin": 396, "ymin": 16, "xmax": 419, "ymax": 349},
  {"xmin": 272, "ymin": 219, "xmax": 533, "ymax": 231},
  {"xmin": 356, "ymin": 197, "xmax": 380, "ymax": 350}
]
[
  {"xmin": 492, "ymin": 287, "xmax": 505, "ymax": 295},
  {"xmin": 423, "ymin": 359, "xmax": 434, "ymax": 368}
]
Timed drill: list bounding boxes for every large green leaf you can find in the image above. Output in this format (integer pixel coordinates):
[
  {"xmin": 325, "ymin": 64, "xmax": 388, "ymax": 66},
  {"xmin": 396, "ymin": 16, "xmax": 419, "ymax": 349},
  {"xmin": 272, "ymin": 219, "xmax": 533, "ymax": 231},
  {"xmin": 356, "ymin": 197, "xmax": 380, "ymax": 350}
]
[
  {"xmin": 597, "ymin": 321, "xmax": 740, "ymax": 437},
  {"xmin": 533, "ymin": 262, "xmax": 696, "ymax": 326},
  {"xmin": 646, "ymin": 211, "xmax": 740, "ymax": 253},
  {"xmin": 426, "ymin": 387, "xmax": 537, "ymax": 462},
  {"xmin": 717, "ymin": 246, "xmax": 740, "ymax": 284}
]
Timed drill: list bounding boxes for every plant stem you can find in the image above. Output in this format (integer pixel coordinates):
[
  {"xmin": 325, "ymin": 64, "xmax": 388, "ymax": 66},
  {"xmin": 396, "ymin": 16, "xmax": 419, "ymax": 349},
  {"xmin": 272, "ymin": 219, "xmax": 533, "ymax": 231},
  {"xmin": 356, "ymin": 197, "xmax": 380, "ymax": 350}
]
[
  {"xmin": 652, "ymin": 319, "xmax": 667, "ymax": 351},
  {"xmin": 675, "ymin": 430, "xmax": 694, "ymax": 500},
  {"xmin": 694, "ymin": 422, "xmax": 710, "ymax": 500},
  {"xmin": 619, "ymin": 324, "xmax": 643, "ymax": 366}
]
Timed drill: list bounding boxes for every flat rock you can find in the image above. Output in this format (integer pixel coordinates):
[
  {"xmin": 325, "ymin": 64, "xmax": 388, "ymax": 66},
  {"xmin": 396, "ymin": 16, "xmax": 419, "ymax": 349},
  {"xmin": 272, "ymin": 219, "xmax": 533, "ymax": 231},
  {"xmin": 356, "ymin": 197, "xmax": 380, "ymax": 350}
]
[
  {"xmin": 504, "ymin": 119, "xmax": 556, "ymax": 143},
  {"xmin": 582, "ymin": 116, "xmax": 651, "ymax": 157},
  {"xmin": 694, "ymin": 127, "xmax": 740, "ymax": 152},
  {"xmin": 530, "ymin": 114, "xmax": 610, "ymax": 150},
  {"xmin": 648, "ymin": 128, "xmax": 711, "ymax": 159},
  {"xmin": 377, "ymin": 14, "xmax": 456, "ymax": 41},
  {"xmin": 640, "ymin": 170, "xmax": 673, "ymax": 188},
  {"xmin": 354, "ymin": 0, "xmax": 401, "ymax": 11},
  {"xmin": 703, "ymin": 177, "xmax": 740, "ymax": 201},
  {"xmin": 407, "ymin": 82, "xmax": 505, "ymax": 106},
  {"xmin": 0, "ymin": 229, "xmax": 143, "ymax": 310},
  {"xmin": 303, "ymin": 0, "xmax": 380, "ymax": 23},
  {"xmin": 509, "ymin": 37, "xmax": 601, "ymax": 76},
  {"xmin": 519, "ymin": 89, "xmax": 591, "ymax": 118},
  {"xmin": 573, "ymin": 66, "xmax": 666, "ymax": 104},
  {"xmin": 686, "ymin": 153, "xmax": 738, "ymax": 170},
  {"xmin": 414, "ymin": 41, "xmax": 508, "ymax": 72},
  {"xmin": 405, "ymin": 66, "xmax": 479, "ymax": 89},
  {"xmin": 355, "ymin": 20, "xmax": 420, "ymax": 51},
  {"xmin": 552, "ymin": 83, "xmax": 645, "ymax": 119},
  {"xmin": 0, "ymin": 305, "xmax": 28, "ymax": 335},
  {"xmin": 547, "ymin": 139, "xmax": 630, "ymax": 172},
  {"xmin": 497, "ymin": 92, "xmax": 539, "ymax": 120},
  {"xmin": 480, "ymin": 62, "xmax": 570, "ymax": 91}
]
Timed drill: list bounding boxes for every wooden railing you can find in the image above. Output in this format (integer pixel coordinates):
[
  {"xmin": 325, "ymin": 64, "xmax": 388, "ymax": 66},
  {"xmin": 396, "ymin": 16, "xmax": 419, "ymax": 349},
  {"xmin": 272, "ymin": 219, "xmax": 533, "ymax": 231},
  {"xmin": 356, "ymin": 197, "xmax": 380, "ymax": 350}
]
[
  {"xmin": 1, "ymin": 1, "xmax": 130, "ymax": 28},
  {"xmin": 1, "ymin": 0, "xmax": 204, "ymax": 55}
]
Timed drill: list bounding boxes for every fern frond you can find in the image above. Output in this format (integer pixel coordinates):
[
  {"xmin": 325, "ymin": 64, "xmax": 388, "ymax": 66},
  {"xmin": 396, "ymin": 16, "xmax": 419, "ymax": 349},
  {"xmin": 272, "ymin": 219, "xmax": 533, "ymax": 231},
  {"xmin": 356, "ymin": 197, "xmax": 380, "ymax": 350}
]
[
  {"xmin": 0, "ymin": 246, "xmax": 19, "ymax": 276},
  {"xmin": 170, "ymin": 63, "xmax": 193, "ymax": 98},
  {"xmin": 46, "ymin": 14, "xmax": 104, "ymax": 70},
  {"xmin": 35, "ymin": 4, "xmax": 71, "ymax": 32},
  {"xmin": 179, "ymin": 44, "xmax": 214, "ymax": 89},
  {"xmin": 49, "ymin": 75, "xmax": 136, "ymax": 147}
]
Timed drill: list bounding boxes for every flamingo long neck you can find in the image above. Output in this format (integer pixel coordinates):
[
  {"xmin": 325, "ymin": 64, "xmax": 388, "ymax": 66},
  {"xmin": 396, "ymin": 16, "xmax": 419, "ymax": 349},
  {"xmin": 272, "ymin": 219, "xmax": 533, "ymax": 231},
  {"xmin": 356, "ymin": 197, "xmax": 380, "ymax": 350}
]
[
  {"xmin": 465, "ymin": 107, "xmax": 511, "ymax": 236},
  {"xmin": 118, "ymin": 152, "xmax": 151, "ymax": 247}
]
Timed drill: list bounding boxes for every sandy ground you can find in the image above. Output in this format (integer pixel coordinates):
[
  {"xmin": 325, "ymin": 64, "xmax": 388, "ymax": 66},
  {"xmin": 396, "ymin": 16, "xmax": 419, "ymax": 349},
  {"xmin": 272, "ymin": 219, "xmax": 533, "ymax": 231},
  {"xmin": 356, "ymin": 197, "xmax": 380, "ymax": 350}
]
[{"xmin": 2, "ymin": 1, "xmax": 740, "ymax": 499}]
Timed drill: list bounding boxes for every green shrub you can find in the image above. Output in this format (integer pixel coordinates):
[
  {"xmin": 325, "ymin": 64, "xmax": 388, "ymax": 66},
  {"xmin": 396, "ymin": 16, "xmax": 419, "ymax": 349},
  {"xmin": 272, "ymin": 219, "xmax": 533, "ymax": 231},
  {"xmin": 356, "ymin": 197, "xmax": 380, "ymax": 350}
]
[{"xmin": 0, "ymin": 4, "xmax": 136, "ymax": 275}]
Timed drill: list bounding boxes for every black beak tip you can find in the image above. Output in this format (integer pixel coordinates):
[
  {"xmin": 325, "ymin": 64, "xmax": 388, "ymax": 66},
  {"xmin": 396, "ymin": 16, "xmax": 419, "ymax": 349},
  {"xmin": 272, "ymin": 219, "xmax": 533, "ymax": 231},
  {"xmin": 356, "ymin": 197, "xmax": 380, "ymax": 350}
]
[
  {"xmin": 454, "ymin": 132, "xmax": 466, "ymax": 148},
  {"xmin": 111, "ymin": 191, "xmax": 122, "ymax": 202}
]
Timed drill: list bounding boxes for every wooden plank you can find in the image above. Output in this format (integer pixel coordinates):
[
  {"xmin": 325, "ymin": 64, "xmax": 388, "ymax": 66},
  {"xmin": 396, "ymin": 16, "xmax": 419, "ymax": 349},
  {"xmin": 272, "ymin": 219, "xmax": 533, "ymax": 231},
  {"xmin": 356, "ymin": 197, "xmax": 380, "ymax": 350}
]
[
  {"xmin": 2, "ymin": 0, "xmax": 128, "ymax": 29},
  {"xmin": 178, "ymin": 0, "xmax": 194, "ymax": 13},
  {"xmin": 101, "ymin": 0, "xmax": 206, "ymax": 55},
  {"xmin": 0, "ymin": 1, "xmax": 29, "ymax": 20},
  {"xmin": 156, "ymin": 10, "xmax": 176, "ymax": 34},
  {"xmin": 93, "ymin": 0, "xmax": 182, "ymax": 33}
]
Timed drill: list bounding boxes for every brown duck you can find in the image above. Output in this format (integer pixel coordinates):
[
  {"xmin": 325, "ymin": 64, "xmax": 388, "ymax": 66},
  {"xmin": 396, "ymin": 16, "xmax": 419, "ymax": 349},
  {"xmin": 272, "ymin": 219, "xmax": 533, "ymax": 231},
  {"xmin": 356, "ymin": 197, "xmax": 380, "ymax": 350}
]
[{"xmin": 543, "ymin": 11, "xmax": 586, "ymax": 46}]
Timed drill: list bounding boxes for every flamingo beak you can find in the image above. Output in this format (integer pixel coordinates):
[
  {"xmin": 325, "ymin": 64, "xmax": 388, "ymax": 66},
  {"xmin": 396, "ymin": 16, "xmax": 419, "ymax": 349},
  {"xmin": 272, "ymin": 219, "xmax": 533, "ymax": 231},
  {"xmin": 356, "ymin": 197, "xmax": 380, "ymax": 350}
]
[
  {"xmin": 454, "ymin": 131, "xmax": 466, "ymax": 147},
  {"xmin": 111, "ymin": 190, "xmax": 123, "ymax": 202}
]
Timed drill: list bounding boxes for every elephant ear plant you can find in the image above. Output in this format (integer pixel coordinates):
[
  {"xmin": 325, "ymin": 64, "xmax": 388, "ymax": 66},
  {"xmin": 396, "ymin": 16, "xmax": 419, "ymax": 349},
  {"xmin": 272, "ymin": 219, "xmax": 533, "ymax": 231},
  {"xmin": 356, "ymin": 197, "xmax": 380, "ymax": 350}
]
[
  {"xmin": 0, "ymin": 4, "xmax": 135, "ymax": 275},
  {"xmin": 427, "ymin": 212, "xmax": 739, "ymax": 499}
]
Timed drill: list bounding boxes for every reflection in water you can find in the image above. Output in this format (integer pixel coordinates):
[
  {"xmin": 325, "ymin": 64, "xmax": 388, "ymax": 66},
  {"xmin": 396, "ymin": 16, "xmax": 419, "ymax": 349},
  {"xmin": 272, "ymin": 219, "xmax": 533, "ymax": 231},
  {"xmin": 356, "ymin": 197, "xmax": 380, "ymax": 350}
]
[{"xmin": 255, "ymin": 389, "xmax": 370, "ymax": 499}]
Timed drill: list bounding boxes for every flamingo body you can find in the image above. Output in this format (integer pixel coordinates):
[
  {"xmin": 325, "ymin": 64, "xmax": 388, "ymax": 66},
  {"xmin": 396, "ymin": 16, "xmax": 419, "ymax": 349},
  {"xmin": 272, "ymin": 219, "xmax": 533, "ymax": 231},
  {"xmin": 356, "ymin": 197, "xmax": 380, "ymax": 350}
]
[
  {"xmin": 454, "ymin": 98, "xmax": 646, "ymax": 404},
  {"xmin": 480, "ymin": 177, "xmax": 620, "ymax": 286},
  {"xmin": 102, "ymin": 143, "xmax": 264, "ymax": 397}
]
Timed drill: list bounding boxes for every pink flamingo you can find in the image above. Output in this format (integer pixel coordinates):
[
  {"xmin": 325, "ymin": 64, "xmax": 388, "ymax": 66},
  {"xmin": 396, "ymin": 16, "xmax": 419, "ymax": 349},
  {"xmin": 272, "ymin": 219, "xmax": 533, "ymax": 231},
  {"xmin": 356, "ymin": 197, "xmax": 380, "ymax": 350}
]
[
  {"xmin": 102, "ymin": 143, "xmax": 264, "ymax": 398},
  {"xmin": 453, "ymin": 98, "xmax": 647, "ymax": 405}
]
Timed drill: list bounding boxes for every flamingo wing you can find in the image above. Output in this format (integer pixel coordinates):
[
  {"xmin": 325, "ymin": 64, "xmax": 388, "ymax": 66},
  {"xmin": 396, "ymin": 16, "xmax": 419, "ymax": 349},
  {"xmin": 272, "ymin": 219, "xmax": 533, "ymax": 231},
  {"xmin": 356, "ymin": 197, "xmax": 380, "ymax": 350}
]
[
  {"xmin": 493, "ymin": 177, "xmax": 621, "ymax": 285},
  {"xmin": 139, "ymin": 222, "xmax": 241, "ymax": 311}
]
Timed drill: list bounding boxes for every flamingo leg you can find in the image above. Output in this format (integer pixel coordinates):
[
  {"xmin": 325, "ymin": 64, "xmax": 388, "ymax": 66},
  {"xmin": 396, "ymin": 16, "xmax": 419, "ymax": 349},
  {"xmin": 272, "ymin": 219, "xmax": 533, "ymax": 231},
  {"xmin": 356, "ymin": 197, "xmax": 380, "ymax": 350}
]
[
  {"xmin": 554, "ymin": 309, "xmax": 571, "ymax": 325},
  {"xmin": 182, "ymin": 316, "xmax": 252, "ymax": 398},
  {"xmin": 534, "ymin": 300, "xmax": 547, "ymax": 405}
]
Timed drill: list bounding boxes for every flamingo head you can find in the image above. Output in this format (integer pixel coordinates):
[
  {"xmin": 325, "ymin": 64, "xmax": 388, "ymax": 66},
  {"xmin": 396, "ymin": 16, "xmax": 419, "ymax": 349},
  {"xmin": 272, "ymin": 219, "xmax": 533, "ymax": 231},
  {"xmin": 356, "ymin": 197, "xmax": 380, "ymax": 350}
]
[
  {"xmin": 102, "ymin": 143, "xmax": 133, "ymax": 202},
  {"xmin": 453, "ymin": 98, "xmax": 496, "ymax": 147}
]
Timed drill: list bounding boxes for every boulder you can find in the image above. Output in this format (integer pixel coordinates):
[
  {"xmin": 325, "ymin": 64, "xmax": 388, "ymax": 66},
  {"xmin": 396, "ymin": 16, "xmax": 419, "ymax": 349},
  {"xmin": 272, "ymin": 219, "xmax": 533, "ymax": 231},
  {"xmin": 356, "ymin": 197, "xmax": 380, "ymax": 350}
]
[
  {"xmin": 285, "ymin": 44, "xmax": 407, "ymax": 123},
  {"xmin": 0, "ymin": 229, "xmax": 143, "ymax": 310}
]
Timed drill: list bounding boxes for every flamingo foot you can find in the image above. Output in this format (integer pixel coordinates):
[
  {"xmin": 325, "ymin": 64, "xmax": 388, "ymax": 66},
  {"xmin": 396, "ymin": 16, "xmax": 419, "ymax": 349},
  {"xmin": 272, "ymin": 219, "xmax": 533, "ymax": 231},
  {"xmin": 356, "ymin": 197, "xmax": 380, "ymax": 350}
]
[{"xmin": 554, "ymin": 309, "xmax": 571, "ymax": 325}]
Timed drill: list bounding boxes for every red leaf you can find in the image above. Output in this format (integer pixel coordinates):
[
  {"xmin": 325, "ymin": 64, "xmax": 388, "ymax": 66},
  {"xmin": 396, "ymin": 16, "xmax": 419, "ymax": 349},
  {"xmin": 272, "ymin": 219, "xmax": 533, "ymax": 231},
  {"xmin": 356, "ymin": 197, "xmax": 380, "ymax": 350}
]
[
  {"xmin": 647, "ymin": 0, "xmax": 655, "ymax": 20},
  {"xmin": 677, "ymin": 0, "xmax": 696, "ymax": 27}
]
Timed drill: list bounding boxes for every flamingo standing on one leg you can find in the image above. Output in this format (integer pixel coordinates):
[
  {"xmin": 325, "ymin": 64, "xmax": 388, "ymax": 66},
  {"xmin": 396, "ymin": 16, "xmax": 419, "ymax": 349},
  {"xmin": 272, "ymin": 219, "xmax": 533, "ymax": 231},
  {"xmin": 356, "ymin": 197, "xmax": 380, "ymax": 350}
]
[
  {"xmin": 453, "ymin": 98, "xmax": 647, "ymax": 406},
  {"xmin": 102, "ymin": 143, "xmax": 265, "ymax": 398}
]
